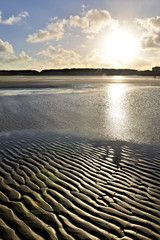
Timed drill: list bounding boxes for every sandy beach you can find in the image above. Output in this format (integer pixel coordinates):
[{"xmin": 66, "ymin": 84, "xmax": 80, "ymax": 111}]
[
  {"xmin": 0, "ymin": 130, "xmax": 159, "ymax": 240},
  {"xmin": 0, "ymin": 75, "xmax": 160, "ymax": 88},
  {"xmin": 0, "ymin": 76, "xmax": 160, "ymax": 239},
  {"xmin": 1, "ymin": 0, "xmax": 160, "ymax": 238}
]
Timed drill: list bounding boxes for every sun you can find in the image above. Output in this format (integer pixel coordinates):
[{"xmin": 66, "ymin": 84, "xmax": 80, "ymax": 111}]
[{"xmin": 104, "ymin": 29, "xmax": 139, "ymax": 65}]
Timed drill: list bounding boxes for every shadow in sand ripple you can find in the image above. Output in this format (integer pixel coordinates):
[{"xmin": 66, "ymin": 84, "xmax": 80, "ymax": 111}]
[{"xmin": 0, "ymin": 130, "xmax": 160, "ymax": 240}]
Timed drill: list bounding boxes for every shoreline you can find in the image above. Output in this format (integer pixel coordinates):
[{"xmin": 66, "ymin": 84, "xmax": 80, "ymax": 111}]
[{"xmin": 0, "ymin": 75, "xmax": 160, "ymax": 88}]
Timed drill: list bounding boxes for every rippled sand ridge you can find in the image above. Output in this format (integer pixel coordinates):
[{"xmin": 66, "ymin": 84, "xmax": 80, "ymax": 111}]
[{"xmin": 0, "ymin": 131, "xmax": 159, "ymax": 240}]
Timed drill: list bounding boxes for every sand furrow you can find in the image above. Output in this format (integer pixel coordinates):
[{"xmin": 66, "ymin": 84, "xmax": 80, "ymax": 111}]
[{"xmin": 0, "ymin": 131, "xmax": 159, "ymax": 239}]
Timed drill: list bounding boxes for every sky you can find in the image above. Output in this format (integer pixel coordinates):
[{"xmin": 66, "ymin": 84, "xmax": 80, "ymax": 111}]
[{"xmin": 1, "ymin": 0, "xmax": 160, "ymax": 71}]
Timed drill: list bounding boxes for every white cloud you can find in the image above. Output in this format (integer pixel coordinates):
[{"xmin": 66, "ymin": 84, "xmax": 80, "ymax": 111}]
[
  {"xmin": 69, "ymin": 15, "xmax": 88, "ymax": 29},
  {"xmin": 0, "ymin": 51, "xmax": 32, "ymax": 65},
  {"xmin": 27, "ymin": 19, "xmax": 67, "ymax": 43},
  {"xmin": 69, "ymin": 9, "xmax": 119, "ymax": 34},
  {"xmin": 37, "ymin": 45, "xmax": 111, "ymax": 69},
  {"xmin": 81, "ymin": 48, "xmax": 111, "ymax": 68},
  {"xmin": 140, "ymin": 35, "xmax": 160, "ymax": 48},
  {"xmin": 38, "ymin": 45, "xmax": 56, "ymax": 56},
  {"xmin": 136, "ymin": 17, "xmax": 160, "ymax": 31},
  {"xmin": 0, "ymin": 11, "xmax": 29, "ymax": 25},
  {"xmin": 27, "ymin": 8, "xmax": 118, "ymax": 43},
  {"xmin": 0, "ymin": 39, "xmax": 14, "ymax": 53},
  {"xmin": 38, "ymin": 46, "xmax": 81, "ymax": 68},
  {"xmin": 136, "ymin": 16, "xmax": 160, "ymax": 49}
]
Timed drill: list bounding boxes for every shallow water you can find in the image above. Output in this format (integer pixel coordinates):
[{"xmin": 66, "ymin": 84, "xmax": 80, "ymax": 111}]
[{"xmin": 0, "ymin": 76, "xmax": 160, "ymax": 144}]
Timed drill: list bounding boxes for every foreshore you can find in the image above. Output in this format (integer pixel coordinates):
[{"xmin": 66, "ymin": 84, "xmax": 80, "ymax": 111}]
[
  {"xmin": 0, "ymin": 75, "xmax": 160, "ymax": 239},
  {"xmin": 0, "ymin": 75, "xmax": 160, "ymax": 88},
  {"xmin": 0, "ymin": 130, "xmax": 159, "ymax": 239}
]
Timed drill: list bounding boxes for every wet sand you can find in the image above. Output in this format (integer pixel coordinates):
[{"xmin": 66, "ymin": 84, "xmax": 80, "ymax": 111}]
[
  {"xmin": 0, "ymin": 77, "xmax": 160, "ymax": 239},
  {"xmin": 0, "ymin": 130, "xmax": 159, "ymax": 240},
  {"xmin": 0, "ymin": 75, "xmax": 160, "ymax": 88}
]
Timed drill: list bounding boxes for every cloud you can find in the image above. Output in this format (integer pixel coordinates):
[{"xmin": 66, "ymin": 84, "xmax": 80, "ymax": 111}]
[
  {"xmin": 0, "ymin": 39, "xmax": 14, "ymax": 53},
  {"xmin": 38, "ymin": 46, "xmax": 81, "ymax": 68},
  {"xmin": 69, "ymin": 9, "xmax": 119, "ymax": 34},
  {"xmin": 0, "ymin": 51, "xmax": 32, "ymax": 65},
  {"xmin": 38, "ymin": 45, "xmax": 56, "ymax": 56},
  {"xmin": 0, "ymin": 11, "xmax": 29, "ymax": 25},
  {"xmin": 27, "ymin": 8, "xmax": 118, "ymax": 43},
  {"xmin": 135, "ymin": 16, "xmax": 160, "ymax": 31},
  {"xmin": 69, "ymin": 15, "xmax": 88, "ymax": 29},
  {"xmin": 140, "ymin": 35, "xmax": 160, "ymax": 48},
  {"xmin": 135, "ymin": 16, "xmax": 160, "ymax": 49},
  {"xmin": 81, "ymin": 48, "xmax": 111, "ymax": 68},
  {"xmin": 27, "ymin": 19, "xmax": 67, "ymax": 43},
  {"xmin": 37, "ymin": 45, "xmax": 111, "ymax": 69}
]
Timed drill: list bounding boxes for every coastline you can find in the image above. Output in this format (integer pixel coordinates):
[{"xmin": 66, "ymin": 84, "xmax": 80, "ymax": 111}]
[{"xmin": 0, "ymin": 75, "xmax": 160, "ymax": 88}]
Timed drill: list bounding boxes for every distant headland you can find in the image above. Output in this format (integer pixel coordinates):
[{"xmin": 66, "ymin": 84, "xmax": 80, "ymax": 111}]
[{"xmin": 0, "ymin": 68, "xmax": 160, "ymax": 76}]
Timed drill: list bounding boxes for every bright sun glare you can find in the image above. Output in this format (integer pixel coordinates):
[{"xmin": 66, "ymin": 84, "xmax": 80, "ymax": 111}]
[{"xmin": 105, "ymin": 29, "xmax": 139, "ymax": 64}]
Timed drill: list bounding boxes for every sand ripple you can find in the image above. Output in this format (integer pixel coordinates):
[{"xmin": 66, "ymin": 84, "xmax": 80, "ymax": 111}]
[{"xmin": 0, "ymin": 131, "xmax": 160, "ymax": 240}]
